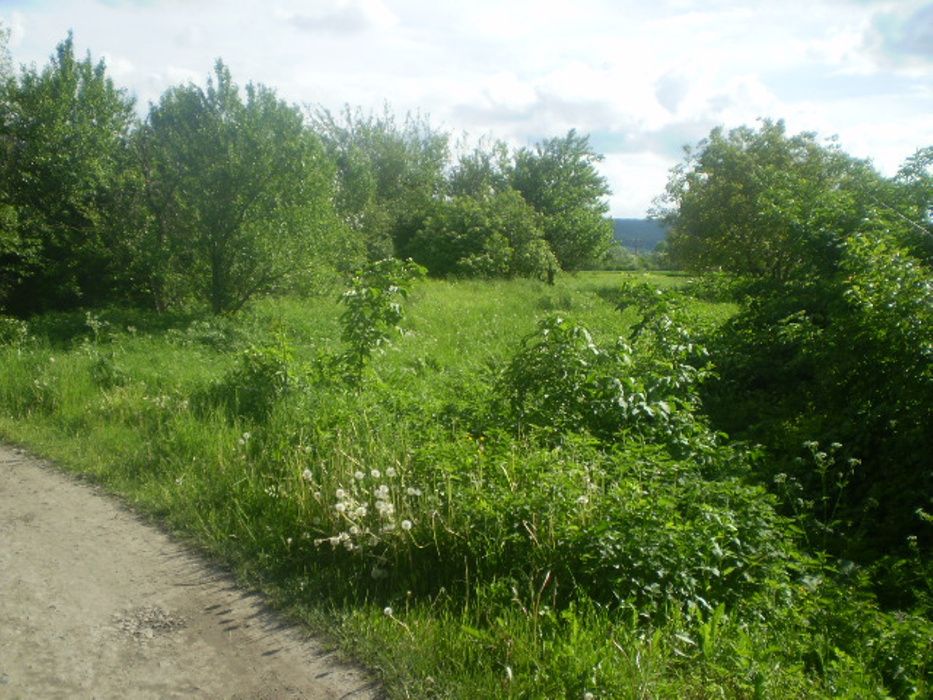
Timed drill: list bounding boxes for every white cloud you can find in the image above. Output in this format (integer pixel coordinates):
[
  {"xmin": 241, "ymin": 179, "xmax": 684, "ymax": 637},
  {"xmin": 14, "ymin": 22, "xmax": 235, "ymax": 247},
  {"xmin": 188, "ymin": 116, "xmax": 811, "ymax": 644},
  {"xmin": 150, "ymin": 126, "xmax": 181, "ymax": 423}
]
[
  {"xmin": 281, "ymin": 0, "xmax": 398, "ymax": 34},
  {"xmin": 0, "ymin": 0, "xmax": 929, "ymax": 215}
]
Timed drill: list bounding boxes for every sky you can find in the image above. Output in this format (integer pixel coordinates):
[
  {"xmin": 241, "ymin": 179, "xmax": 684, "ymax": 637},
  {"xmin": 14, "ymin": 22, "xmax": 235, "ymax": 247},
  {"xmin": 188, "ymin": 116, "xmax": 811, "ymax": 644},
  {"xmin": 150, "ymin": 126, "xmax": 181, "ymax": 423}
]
[{"xmin": 1, "ymin": 0, "xmax": 931, "ymax": 217}]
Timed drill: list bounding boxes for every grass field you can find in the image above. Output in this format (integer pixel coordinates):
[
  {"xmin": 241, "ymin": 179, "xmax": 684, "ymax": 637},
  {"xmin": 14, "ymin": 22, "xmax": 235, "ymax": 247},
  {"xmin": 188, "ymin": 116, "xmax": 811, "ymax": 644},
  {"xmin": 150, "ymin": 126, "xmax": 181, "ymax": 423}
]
[{"xmin": 0, "ymin": 271, "xmax": 926, "ymax": 698}]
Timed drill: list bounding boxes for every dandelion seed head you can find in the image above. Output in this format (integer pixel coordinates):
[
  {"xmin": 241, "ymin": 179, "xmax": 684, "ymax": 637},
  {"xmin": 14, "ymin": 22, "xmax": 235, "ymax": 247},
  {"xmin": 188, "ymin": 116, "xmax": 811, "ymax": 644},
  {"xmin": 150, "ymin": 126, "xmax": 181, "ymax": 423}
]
[
  {"xmin": 371, "ymin": 469, "xmax": 381, "ymax": 479},
  {"xmin": 335, "ymin": 488, "xmax": 346, "ymax": 499},
  {"xmin": 386, "ymin": 467, "xmax": 397, "ymax": 478},
  {"xmin": 354, "ymin": 470, "xmax": 365, "ymax": 480},
  {"xmin": 335, "ymin": 502, "xmax": 347, "ymax": 513},
  {"xmin": 383, "ymin": 606, "xmax": 393, "ymax": 616},
  {"xmin": 401, "ymin": 519, "xmax": 413, "ymax": 531},
  {"xmin": 301, "ymin": 468, "xmax": 313, "ymax": 482}
]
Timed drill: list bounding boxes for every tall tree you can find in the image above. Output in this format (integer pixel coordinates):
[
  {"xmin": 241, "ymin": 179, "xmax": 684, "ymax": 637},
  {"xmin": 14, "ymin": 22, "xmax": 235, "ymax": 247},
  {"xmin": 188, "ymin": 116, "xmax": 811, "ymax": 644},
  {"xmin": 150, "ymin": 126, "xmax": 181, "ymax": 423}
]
[
  {"xmin": 312, "ymin": 106, "xmax": 449, "ymax": 260},
  {"xmin": 408, "ymin": 188, "xmax": 556, "ymax": 279},
  {"xmin": 511, "ymin": 130, "xmax": 613, "ymax": 270},
  {"xmin": 0, "ymin": 34, "xmax": 136, "ymax": 313},
  {"xmin": 141, "ymin": 61, "xmax": 354, "ymax": 314},
  {"xmin": 654, "ymin": 119, "xmax": 884, "ymax": 281}
]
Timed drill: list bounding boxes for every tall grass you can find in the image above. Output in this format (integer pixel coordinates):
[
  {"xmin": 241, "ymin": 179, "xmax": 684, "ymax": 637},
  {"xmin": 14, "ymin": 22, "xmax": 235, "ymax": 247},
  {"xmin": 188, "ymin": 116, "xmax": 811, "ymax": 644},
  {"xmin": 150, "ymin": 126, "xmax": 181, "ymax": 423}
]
[{"xmin": 0, "ymin": 272, "xmax": 927, "ymax": 699}]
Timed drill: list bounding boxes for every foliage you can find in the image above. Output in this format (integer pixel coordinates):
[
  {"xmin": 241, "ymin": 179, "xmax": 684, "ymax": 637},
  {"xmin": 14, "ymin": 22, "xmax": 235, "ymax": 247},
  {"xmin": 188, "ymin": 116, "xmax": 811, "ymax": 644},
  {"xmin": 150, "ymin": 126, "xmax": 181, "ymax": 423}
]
[
  {"xmin": 655, "ymin": 119, "xmax": 885, "ymax": 281},
  {"xmin": 0, "ymin": 274, "xmax": 929, "ymax": 698},
  {"xmin": 139, "ymin": 61, "xmax": 355, "ymax": 314},
  {"xmin": 312, "ymin": 106, "xmax": 449, "ymax": 261},
  {"xmin": 448, "ymin": 137, "xmax": 513, "ymax": 199},
  {"xmin": 409, "ymin": 189, "xmax": 557, "ymax": 280},
  {"xmin": 337, "ymin": 258, "xmax": 426, "ymax": 386},
  {"xmin": 202, "ymin": 339, "xmax": 297, "ymax": 422},
  {"xmin": 0, "ymin": 34, "xmax": 137, "ymax": 313},
  {"xmin": 511, "ymin": 130, "xmax": 614, "ymax": 270}
]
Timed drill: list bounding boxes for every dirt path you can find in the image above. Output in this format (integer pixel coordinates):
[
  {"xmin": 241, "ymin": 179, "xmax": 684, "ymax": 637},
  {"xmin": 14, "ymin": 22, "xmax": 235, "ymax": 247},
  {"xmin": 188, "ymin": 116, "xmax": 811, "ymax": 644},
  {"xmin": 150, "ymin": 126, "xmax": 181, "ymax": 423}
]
[{"xmin": 0, "ymin": 444, "xmax": 379, "ymax": 699}]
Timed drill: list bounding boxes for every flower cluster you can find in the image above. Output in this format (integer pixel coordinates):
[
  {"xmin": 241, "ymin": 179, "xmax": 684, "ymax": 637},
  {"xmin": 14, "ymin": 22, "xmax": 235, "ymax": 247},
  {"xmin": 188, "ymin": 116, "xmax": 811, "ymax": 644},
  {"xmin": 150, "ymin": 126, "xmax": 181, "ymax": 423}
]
[{"xmin": 311, "ymin": 462, "xmax": 423, "ymax": 561}]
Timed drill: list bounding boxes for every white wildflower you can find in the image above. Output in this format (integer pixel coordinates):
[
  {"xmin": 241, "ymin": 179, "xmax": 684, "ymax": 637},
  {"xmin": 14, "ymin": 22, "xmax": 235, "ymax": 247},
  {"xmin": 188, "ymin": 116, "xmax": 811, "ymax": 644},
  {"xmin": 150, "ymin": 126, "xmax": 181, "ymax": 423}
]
[
  {"xmin": 383, "ymin": 606, "xmax": 393, "ymax": 616},
  {"xmin": 335, "ymin": 488, "xmax": 346, "ymax": 499},
  {"xmin": 371, "ymin": 469, "xmax": 381, "ymax": 479},
  {"xmin": 335, "ymin": 502, "xmax": 347, "ymax": 513},
  {"xmin": 406, "ymin": 487, "xmax": 422, "ymax": 497},
  {"xmin": 354, "ymin": 470, "xmax": 365, "ymax": 480},
  {"xmin": 386, "ymin": 467, "xmax": 397, "ymax": 478},
  {"xmin": 301, "ymin": 468, "xmax": 313, "ymax": 482},
  {"xmin": 577, "ymin": 495, "xmax": 589, "ymax": 506},
  {"xmin": 401, "ymin": 519, "xmax": 413, "ymax": 531}
]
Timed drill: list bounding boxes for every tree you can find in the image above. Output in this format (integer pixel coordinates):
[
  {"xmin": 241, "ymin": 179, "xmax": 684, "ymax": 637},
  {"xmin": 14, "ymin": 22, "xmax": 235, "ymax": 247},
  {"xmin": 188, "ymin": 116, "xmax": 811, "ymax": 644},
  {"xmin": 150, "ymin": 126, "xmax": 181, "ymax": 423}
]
[
  {"xmin": 0, "ymin": 34, "xmax": 137, "ymax": 313},
  {"xmin": 448, "ymin": 137, "xmax": 512, "ymax": 200},
  {"xmin": 654, "ymin": 119, "xmax": 885, "ymax": 281},
  {"xmin": 140, "ymin": 61, "xmax": 353, "ymax": 314},
  {"xmin": 408, "ymin": 189, "xmax": 557, "ymax": 279},
  {"xmin": 311, "ymin": 106, "xmax": 449, "ymax": 260},
  {"xmin": 511, "ymin": 130, "xmax": 613, "ymax": 270}
]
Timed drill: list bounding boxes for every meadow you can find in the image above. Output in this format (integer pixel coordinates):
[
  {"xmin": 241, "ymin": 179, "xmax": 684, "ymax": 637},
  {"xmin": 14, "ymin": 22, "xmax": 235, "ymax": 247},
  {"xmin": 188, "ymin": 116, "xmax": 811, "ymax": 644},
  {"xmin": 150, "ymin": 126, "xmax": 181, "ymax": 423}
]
[{"xmin": 0, "ymin": 270, "xmax": 927, "ymax": 699}]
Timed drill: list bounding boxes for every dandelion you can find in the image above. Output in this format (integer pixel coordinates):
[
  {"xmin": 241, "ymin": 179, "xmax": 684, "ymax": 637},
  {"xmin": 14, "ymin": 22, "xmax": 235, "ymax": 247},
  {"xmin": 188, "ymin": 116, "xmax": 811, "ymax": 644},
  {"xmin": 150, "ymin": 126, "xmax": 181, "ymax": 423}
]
[
  {"xmin": 335, "ymin": 502, "xmax": 347, "ymax": 513},
  {"xmin": 577, "ymin": 495, "xmax": 589, "ymax": 506},
  {"xmin": 383, "ymin": 606, "xmax": 393, "ymax": 616},
  {"xmin": 286, "ymin": 537, "xmax": 293, "ymax": 545},
  {"xmin": 401, "ymin": 519, "xmax": 413, "ymax": 531},
  {"xmin": 354, "ymin": 470, "xmax": 365, "ymax": 480},
  {"xmin": 335, "ymin": 488, "xmax": 346, "ymax": 499},
  {"xmin": 349, "ymin": 525, "xmax": 360, "ymax": 536},
  {"xmin": 371, "ymin": 469, "xmax": 381, "ymax": 479},
  {"xmin": 386, "ymin": 467, "xmax": 397, "ymax": 478},
  {"xmin": 583, "ymin": 693, "xmax": 594, "ymax": 700},
  {"xmin": 354, "ymin": 505, "xmax": 368, "ymax": 518},
  {"xmin": 301, "ymin": 468, "xmax": 313, "ymax": 482},
  {"xmin": 406, "ymin": 487, "xmax": 422, "ymax": 497}
]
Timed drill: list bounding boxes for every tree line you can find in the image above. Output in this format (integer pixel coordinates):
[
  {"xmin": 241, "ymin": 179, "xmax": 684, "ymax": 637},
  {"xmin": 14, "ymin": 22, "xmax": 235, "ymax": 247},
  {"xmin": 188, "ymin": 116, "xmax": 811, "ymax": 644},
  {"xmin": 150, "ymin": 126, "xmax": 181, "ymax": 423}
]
[{"xmin": 0, "ymin": 34, "xmax": 614, "ymax": 315}]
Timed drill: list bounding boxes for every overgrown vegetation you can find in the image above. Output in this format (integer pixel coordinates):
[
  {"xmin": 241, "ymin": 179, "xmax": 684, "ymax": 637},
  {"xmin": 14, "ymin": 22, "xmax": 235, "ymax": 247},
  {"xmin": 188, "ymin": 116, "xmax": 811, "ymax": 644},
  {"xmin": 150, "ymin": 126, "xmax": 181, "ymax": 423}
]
[{"xmin": 1, "ymin": 29, "xmax": 930, "ymax": 700}]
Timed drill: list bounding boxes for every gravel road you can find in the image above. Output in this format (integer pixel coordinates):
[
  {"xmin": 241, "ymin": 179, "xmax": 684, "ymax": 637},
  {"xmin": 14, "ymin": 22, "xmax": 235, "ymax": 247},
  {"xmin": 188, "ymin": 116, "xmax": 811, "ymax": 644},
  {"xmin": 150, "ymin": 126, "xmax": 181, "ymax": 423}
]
[{"xmin": 0, "ymin": 444, "xmax": 379, "ymax": 699}]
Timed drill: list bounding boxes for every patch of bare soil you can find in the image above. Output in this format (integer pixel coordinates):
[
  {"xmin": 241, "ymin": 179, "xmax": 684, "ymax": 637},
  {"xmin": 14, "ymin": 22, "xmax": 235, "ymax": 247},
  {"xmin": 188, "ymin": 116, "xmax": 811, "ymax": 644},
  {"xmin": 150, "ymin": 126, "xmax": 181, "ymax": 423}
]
[{"xmin": 0, "ymin": 444, "xmax": 379, "ymax": 699}]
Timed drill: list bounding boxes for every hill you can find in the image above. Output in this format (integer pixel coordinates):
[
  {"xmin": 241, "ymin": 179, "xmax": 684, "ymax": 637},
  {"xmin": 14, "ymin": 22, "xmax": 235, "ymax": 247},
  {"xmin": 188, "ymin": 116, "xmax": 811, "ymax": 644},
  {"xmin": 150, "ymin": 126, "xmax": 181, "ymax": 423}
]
[{"xmin": 613, "ymin": 218, "xmax": 667, "ymax": 251}]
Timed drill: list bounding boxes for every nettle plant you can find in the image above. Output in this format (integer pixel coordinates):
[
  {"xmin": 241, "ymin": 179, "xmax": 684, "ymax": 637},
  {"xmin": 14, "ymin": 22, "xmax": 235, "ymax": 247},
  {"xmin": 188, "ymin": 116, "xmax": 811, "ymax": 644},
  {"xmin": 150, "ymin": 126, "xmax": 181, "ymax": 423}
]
[
  {"xmin": 336, "ymin": 258, "xmax": 426, "ymax": 386},
  {"xmin": 501, "ymin": 310, "xmax": 712, "ymax": 448}
]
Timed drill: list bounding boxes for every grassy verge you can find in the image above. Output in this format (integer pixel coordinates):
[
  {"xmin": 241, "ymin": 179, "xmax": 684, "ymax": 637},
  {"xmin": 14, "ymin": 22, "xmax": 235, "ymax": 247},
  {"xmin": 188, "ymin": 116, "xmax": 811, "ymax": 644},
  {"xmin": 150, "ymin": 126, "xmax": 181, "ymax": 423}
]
[{"xmin": 0, "ymin": 272, "xmax": 927, "ymax": 698}]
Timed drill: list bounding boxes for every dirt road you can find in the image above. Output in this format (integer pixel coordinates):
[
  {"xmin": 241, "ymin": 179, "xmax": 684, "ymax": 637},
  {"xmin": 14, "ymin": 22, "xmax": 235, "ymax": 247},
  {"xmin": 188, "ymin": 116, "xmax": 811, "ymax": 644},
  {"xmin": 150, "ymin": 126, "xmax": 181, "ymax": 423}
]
[{"xmin": 0, "ymin": 444, "xmax": 379, "ymax": 699}]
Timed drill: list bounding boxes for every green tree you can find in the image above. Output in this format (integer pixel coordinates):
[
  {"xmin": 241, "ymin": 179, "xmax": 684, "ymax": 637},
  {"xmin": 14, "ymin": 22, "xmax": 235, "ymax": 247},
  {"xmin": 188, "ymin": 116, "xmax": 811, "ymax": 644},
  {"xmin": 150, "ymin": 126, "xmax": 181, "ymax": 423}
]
[
  {"xmin": 140, "ymin": 61, "xmax": 353, "ymax": 314},
  {"xmin": 511, "ymin": 130, "xmax": 613, "ymax": 270},
  {"xmin": 0, "ymin": 34, "xmax": 137, "ymax": 313},
  {"xmin": 312, "ymin": 106, "xmax": 449, "ymax": 260},
  {"xmin": 409, "ymin": 189, "xmax": 557, "ymax": 279},
  {"xmin": 448, "ymin": 137, "xmax": 512, "ymax": 199},
  {"xmin": 654, "ymin": 119, "xmax": 884, "ymax": 281}
]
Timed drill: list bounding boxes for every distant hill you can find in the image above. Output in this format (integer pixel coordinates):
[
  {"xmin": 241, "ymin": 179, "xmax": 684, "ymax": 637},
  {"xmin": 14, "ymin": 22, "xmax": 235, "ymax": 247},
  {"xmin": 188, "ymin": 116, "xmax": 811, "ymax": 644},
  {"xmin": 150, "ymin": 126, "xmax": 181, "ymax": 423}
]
[{"xmin": 612, "ymin": 218, "xmax": 667, "ymax": 252}]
